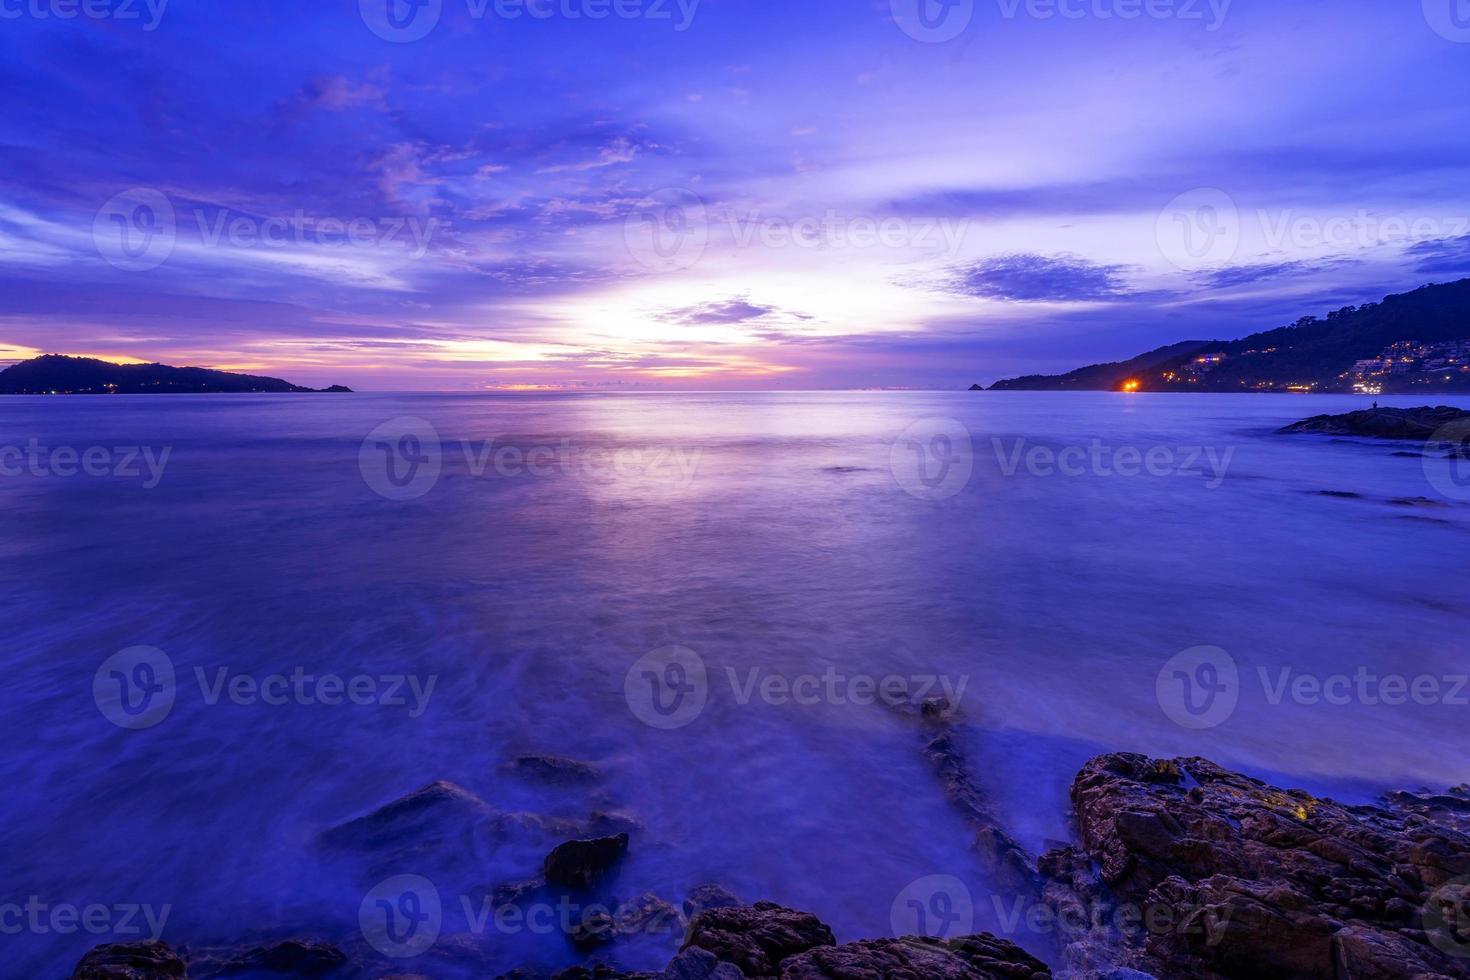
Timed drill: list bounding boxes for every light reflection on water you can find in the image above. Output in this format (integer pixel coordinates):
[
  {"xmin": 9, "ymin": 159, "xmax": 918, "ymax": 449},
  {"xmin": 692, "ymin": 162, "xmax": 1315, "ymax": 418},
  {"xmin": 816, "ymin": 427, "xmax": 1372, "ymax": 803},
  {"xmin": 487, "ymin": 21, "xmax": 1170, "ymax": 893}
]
[{"xmin": 1, "ymin": 391, "xmax": 1467, "ymax": 975}]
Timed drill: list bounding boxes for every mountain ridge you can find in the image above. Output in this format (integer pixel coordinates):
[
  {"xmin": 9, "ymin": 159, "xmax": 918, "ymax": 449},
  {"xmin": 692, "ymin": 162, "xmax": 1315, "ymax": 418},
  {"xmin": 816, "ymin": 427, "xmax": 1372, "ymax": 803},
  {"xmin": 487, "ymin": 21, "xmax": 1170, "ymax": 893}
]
[
  {"xmin": 985, "ymin": 279, "xmax": 1470, "ymax": 393},
  {"xmin": 0, "ymin": 354, "xmax": 353, "ymax": 395}
]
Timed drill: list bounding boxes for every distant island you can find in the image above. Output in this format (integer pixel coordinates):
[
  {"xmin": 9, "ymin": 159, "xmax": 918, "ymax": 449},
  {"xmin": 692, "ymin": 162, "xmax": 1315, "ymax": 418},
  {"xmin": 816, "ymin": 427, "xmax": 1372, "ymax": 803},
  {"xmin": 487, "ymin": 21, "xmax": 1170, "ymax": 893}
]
[
  {"xmin": 0, "ymin": 355, "xmax": 352, "ymax": 395},
  {"xmin": 984, "ymin": 278, "xmax": 1470, "ymax": 394}
]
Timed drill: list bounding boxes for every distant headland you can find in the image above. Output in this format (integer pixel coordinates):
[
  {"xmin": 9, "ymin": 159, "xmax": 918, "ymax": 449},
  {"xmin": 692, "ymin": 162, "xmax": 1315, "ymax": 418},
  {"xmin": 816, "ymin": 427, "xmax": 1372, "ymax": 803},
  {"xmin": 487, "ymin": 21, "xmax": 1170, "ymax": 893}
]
[
  {"xmin": 982, "ymin": 278, "xmax": 1470, "ymax": 394},
  {"xmin": 0, "ymin": 355, "xmax": 352, "ymax": 395}
]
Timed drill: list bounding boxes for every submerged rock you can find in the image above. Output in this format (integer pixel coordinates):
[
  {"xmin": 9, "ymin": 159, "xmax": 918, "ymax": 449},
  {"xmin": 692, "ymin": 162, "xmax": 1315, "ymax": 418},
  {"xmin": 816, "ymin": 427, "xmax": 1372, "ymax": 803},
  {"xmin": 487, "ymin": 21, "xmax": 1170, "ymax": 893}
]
[
  {"xmin": 320, "ymin": 780, "xmax": 495, "ymax": 863},
  {"xmin": 1279, "ymin": 405, "xmax": 1470, "ymax": 440},
  {"xmin": 508, "ymin": 755, "xmax": 603, "ymax": 785},
  {"xmin": 1064, "ymin": 752, "xmax": 1470, "ymax": 979},
  {"xmin": 781, "ymin": 934, "xmax": 1050, "ymax": 979},
  {"xmin": 71, "ymin": 941, "xmax": 186, "ymax": 979},
  {"xmin": 683, "ymin": 884, "xmax": 742, "ymax": 919},
  {"xmin": 544, "ymin": 833, "xmax": 630, "ymax": 889},
  {"xmin": 682, "ymin": 902, "xmax": 836, "ymax": 976},
  {"xmin": 190, "ymin": 938, "xmax": 347, "ymax": 977}
]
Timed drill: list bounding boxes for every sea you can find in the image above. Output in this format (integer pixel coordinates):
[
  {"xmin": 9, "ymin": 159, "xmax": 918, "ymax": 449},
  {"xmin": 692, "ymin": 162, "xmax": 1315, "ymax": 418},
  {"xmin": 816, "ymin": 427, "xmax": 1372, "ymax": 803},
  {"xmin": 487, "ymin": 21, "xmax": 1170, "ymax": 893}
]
[{"xmin": 3, "ymin": 391, "xmax": 1467, "ymax": 976}]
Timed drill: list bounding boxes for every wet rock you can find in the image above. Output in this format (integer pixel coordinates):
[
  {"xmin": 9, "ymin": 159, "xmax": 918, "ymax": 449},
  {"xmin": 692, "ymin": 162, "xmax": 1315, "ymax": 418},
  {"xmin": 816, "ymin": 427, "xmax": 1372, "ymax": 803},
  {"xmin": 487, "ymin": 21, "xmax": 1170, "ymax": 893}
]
[
  {"xmin": 71, "ymin": 941, "xmax": 186, "ymax": 979},
  {"xmin": 923, "ymin": 730, "xmax": 1041, "ymax": 899},
  {"xmin": 682, "ymin": 902, "xmax": 835, "ymax": 976},
  {"xmin": 781, "ymin": 934, "xmax": 1051, "ymax": 979},
  {"xmin": 683, "ymin": 884, "xmax": 742, "ymax": 919},
  {"xmin": 509, "ymin": 755, "xmax": 603, "ymax": 784},
  {"xmin": 1388, "ymin": 496, "xmax": 1447, "ymax": 507},
  {"xmin": 195, "ymin": 938, "xmax": 346, "ymax": 976},
  {"xmin": 544, "ymin": 833, "xmax": 630, "ymax": 889},
  {"xmin": 661, "ymin": 948, "xmax": 743, "ymax": 980},
  {"xmin": 1279, "ymin": 406, "xmax": 1470, "ymax": 440},
  {"xmin": 571, "ymin": 910, "xmax": 619, "ymax": 949},
  {"xmin": 614, "ymin": 893, "xmax": 684, "ymax": 940},
  {"xmin": 320, "ymin": 780, "xmax": 495, "ymax": 870},
  {"xmin": 1065, "ymin": 752, "xmax": 1470, "ymax": 979}
]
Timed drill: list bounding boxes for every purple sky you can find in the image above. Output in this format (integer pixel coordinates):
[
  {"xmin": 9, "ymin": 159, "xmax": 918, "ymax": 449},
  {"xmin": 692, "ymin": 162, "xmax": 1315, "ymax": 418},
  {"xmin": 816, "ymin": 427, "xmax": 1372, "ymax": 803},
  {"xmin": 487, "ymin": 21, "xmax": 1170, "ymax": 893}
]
[{"xmin": 3, "ymin": 0, "xmax": 1470, "ymax": 389}]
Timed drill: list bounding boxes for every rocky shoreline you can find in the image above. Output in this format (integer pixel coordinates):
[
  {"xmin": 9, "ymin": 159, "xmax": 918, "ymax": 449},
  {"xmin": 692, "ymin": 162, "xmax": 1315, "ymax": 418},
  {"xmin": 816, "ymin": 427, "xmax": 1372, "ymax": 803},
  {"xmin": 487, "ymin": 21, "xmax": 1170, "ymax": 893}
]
[
  {"xmin": 1279, "ymin": 406, "xmax": 1470, "ymax": 443},
  {"xmin": 71, "ymin": 716, "xmax": 1470, "ymax": 979}
]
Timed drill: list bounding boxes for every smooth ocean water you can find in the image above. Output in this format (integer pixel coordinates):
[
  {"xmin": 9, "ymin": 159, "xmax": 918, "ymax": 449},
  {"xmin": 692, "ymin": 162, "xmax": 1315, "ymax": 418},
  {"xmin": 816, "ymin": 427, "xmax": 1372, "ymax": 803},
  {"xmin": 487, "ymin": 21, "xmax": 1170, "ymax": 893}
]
[{"xmin": 2, "ymin": 391, "xmax": 1467, "ymax": 976}]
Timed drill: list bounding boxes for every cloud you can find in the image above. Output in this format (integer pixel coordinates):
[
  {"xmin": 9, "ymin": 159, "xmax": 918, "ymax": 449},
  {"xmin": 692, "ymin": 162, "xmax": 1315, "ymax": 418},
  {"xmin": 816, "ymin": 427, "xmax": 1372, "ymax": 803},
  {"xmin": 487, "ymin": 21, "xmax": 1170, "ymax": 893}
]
[
  {"xmin": 660, "ymin": 299, "xmax": 776, "ymax": 325},
  {"xmin": 948, "ymin": 254, "xmax": 1134, "ymax": 303},
  {"xmin": 1191, "ymin": 258, "xmax": 1355, "ymax": 289},
  {"xmin": 538, "ymin": 137, "xmax": 641, "ymax": 174},
  {"xmin": 1407, "ymin": 234, "xmax": 1470, "ymax": 276}
]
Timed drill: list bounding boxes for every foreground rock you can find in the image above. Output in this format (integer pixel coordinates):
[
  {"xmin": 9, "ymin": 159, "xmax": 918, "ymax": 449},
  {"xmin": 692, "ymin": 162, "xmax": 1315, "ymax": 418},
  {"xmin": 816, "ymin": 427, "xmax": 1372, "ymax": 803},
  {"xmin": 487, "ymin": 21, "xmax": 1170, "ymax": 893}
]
[
  {"xmin": 543, "ymin": 832, "xmax": 630, "ymax": 889},
  {"xmin": 780, "ymin": 935, "xmax": 1050, "ymax": 979},
  {"xmin": 71, "ymin": 941, "xmax": 186, "ymax": 979},
  {"xmin": 1279, "ymin": 405, "xmax": 1470, "ymax": 441},
  {"xmin": 1063, "ymin": 753, "xmax": 1470, "ymax": 979}
]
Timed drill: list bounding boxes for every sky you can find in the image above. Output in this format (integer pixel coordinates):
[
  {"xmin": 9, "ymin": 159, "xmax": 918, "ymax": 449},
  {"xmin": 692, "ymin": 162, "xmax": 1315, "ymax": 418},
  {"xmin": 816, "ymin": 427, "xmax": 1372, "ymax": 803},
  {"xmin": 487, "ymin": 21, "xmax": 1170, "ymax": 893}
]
[{"xmin": 2, "ymin": 0, "xmax": 1470, "ymax": 389}]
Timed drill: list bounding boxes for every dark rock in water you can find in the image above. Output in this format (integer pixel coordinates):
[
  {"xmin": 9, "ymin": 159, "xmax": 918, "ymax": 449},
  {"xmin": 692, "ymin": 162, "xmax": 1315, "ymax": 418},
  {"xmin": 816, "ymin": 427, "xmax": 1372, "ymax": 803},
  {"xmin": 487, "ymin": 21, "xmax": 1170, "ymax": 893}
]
[
  {"xmin": 781, "ymin": 934, "xmax": 1051, "ymax": 979},
  {"xmin": 508, "ymin": 755, "xmax": 603, "ymax": 784},
  {"xmin": 71, "ymin": 941, "xmax": 186, "ymax": 979},
  {"xmin": 661, "ymin": 948, "xmax": 744, "ymax": 979},
  {"xmin": 683, "ymin": 883, "xmax": 742, "ymax": 919},
  {"xmin": 1389, "ymin": 495, "xmax": 1447, "ymax": 507},
  {"xmin": 544, "ymin": 833, "xmax": 630, "ymax": 889},
  {"xmin": 1279, "ymin": 405, "xmax": 1470, "ymax": 440},
  {"xmin": 319, "ymin": 780, "xmax": 496, "ymax": 876},
  {"xmin": 614, "ymin": 892, "xmax": 684, "ymax": 940},
  {"xmin": 1315, "ymin": 489, "xmax": 1363, "ymax": 499},
  {"xmin": 193, "ymin": 938, "xmax": 346, "ymax": 976},
  {"xmin": 1065, "ymin": 753, "xmax": 1470, "ymax": 979},
  {"xmin": 922, "ymin": 729, "xmax": 1041, "ymax": 899},
  {"xmin": 969, "ymin": 384, "xmax": 985, "ymax": 391},
  {"xmin": 682, "ymin": 902, "xmax": 836, "ymax": 976},
  {"xmin": 572, "ymin": 909, "xmax": 619, "ymax": 949}
]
